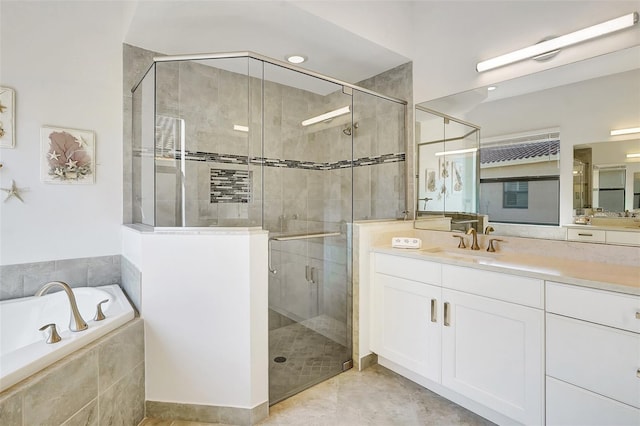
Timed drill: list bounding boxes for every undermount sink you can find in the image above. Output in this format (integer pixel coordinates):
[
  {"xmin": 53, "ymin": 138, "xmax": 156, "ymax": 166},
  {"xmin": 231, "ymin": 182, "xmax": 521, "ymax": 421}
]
[{"xmin": 421, "ymin": 247, "xmax": 501, "ymax": 262}]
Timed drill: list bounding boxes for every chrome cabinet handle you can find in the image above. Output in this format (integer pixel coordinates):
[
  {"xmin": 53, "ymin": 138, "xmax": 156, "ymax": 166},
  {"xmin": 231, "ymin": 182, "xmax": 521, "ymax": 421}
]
[
  {"xmin": 94, "ymin": 299, "xmax": 109, "ymax": 321},
  {"xmin": 637, "ymin": 368, "xmax": 640, "ymax": 378},
  {"xmin": 430, "ymin": 299, "xmax": 437, "ymax": 323},
  {"xmin": 635, "ymin": 311, "xmax": 640, "ymax": 320},
  {"xmin": 444, "ymin": 302, "xmax": 451, "ymax": 327},
  {"xmin": 39, "ymin": 323, "xmax": 62, "ymax": 344},
  {"xmin": 578, "ymin": 233, "xmax": 593, "ymax": 237}
]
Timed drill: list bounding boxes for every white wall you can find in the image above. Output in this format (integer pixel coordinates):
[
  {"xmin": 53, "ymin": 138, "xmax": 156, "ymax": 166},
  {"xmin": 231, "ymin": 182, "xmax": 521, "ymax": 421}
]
[
  {"xmin": 0, "ymin": 1, "xmax": 129, "ymax": 265},
  {"xmin": 123, "ymin": 227, "xmax": 268, "ymax": 409}
]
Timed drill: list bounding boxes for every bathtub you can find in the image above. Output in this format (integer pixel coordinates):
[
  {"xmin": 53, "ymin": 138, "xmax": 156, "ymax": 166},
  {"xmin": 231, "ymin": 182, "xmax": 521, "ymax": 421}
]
[{"xmin": 0, "ymin": 284, "xmax": 135, "ymax": 392}]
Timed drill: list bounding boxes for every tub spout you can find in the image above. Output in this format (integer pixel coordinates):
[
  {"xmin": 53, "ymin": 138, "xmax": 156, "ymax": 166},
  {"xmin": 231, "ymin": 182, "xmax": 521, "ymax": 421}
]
[{"xmin": 35, "ymin": 281, "xmax": 88, "ymax": 332}]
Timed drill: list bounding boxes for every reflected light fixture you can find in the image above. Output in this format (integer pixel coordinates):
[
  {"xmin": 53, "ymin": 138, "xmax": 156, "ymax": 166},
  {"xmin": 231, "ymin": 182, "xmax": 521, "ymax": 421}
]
[
  {"xmin": 233, "ymin": 125, "xmax": 249, "ymax": 132},
  {"xmin": 434, "ymin": 147, "xmax": 478, "ymax": 156},
  {"xmin": 611, "ymin": 127, "xmax": 640, "ymax": 136},
  {"xmin": 476, "ymin": 12, "xmax": 639, "ymax": 72},
  {"xmin": 487, "ymin": 86, "xmax": 497, "ymax": 91},
  {"xmin": 626, "ymin": 153, "xmax": 640, "ymax": 158},
  {"xmin": 286, "ymin": 55, "xmax": 307, "ymax": 64},
  {"xmin": 301, "ymin": 106, "xmax": 350, "ymax": 127}
]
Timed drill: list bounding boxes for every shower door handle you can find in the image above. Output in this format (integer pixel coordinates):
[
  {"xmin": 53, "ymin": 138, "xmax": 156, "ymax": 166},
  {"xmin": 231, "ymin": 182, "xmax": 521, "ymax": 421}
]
[{"xmin": 305, "ymin": 265, "xmax": 311, "ymax": 282}]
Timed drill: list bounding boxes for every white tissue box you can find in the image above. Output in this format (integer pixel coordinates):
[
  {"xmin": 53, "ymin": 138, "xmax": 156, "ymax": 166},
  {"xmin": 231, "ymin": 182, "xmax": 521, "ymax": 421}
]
[{"xmin": 391, "ymin": 237, "xmax": 422, "ymax": 249}]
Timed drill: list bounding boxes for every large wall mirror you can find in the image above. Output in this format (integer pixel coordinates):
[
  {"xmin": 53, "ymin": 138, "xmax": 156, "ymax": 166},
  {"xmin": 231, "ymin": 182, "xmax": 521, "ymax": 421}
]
[{"xmin": 416, "ymin": 45, "xmax": 640, "ymax": 242}]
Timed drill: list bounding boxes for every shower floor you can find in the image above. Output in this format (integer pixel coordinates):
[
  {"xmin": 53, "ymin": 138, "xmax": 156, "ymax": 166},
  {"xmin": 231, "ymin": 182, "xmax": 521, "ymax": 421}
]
[{"xmin": 269, "ymin": 317, "xmax": 350, "ymax": 404}]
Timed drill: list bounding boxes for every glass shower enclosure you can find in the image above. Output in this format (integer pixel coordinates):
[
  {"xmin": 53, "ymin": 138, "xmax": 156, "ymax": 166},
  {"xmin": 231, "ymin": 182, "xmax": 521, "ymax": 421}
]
[{"xmin": 131, "ymin": 52, "xmax": 406, "ymax": 403}]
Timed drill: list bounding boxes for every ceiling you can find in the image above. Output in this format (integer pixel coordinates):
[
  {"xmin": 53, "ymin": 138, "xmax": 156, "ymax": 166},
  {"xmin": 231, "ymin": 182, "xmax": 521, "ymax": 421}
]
[
  {"xmin": 124, "ymin": 1, "xmax": 410, "ymax": 88},
  {"xmin": 124, "ymin": 1, "xmax": 640, "ymax": 103}
]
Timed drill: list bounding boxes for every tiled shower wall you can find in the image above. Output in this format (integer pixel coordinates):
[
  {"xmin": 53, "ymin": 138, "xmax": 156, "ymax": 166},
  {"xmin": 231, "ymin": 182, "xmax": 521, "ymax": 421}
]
[{"xmin": 124, "ymin": 44, "xmax": 410, "ymax": 333}]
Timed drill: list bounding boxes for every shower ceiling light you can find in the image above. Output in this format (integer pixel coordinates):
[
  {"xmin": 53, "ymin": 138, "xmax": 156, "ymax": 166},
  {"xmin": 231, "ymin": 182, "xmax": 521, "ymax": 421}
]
[
  {"xmin": 233, "ymin": 125, "xmax": 249, "ymax": 132},
  {"xmin": 487, "ymin": 86, "xmax": 497, "ymax": 91},
  {"xmin": 286, "ymin": 55, "xmax": 307, "ymax": 64},
  {"xmin": 476, "ymin": 12, "xmax": 639, "ymax": 72},
  {"xmin": 611, "ymin": 127, "xmax": 640, "ymax": 136},
  {"xmin": 301, "ymin": 106, "xmax": 351, "ymax": 127},
  {"xmin": 626, "ymin": 153, "xmax": 640, "ymax": 158},
  {"xmin": 434, "ymin": 147, "xmax": 478, "ymax": 156}
]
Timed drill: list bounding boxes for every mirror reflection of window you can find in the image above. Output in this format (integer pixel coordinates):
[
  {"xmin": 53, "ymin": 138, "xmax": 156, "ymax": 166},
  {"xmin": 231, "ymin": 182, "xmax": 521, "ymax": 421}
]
[{"xmin": 479, "ymin": 131, "xmax": 560, "ymax": 225}]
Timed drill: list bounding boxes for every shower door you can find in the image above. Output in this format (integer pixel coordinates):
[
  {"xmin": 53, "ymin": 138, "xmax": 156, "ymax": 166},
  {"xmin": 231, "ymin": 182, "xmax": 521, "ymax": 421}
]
[{"xmin": 263, "ymin": 63, "xmax": 353, "ymax": 403}]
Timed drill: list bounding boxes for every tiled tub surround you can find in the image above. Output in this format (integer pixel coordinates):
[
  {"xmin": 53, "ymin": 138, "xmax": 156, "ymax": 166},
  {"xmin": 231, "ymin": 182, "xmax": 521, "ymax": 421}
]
[
  {"xmin": 0, "ymin": 255, "xmax": 142, "ymax": 312},
  {"xmin": 0, "ymin": 285, "xmax": 135, "ymax": 392},
  {"xmin": 0, "ymin": 318, "xmax": 144, "ymax": 426}
]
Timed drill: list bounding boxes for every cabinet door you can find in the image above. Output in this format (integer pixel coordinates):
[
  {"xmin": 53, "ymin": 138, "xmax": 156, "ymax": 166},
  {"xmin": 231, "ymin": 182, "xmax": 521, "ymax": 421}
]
[
  {"xmin": 371, "ymin": 273, "xmax": 442, "ymax": 382},
  {"xmin": 442, "ymin": 289, "xmax": 544, "ymax": 425}
]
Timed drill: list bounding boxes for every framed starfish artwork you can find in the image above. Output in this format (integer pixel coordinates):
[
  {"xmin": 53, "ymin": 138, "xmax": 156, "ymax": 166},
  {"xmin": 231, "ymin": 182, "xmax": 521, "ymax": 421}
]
[
  {"xmin": 0, "ymin": 87, "xmax": 16, "ymax": 148},
  {"xmin": 40, "ymin": 126, "xmax": 95, "ymax": 184}
]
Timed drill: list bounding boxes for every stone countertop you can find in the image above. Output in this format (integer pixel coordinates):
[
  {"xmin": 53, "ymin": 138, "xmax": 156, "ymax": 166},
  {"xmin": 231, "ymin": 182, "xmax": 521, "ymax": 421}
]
[
  {"xmin": 564, "ymin": 223, "xmax": 640, "ymax": 233},
  {"xmin": 372, "ymin": 245, "xmax": 640, "ymax": 296}
]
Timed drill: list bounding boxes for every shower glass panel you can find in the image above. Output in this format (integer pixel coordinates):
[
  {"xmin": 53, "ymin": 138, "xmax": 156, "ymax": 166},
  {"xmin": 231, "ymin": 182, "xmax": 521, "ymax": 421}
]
[
  {"xmin": 151, "ymin": 57, "xmax": 263, "ymax": 227},
  {"xmin": 132, "ymin": 64, "xmax": 157, "ymax": 226},
  {"xmin": 130, "ymin": 52, "xmax": 407, "ymax": 405},
  {"xmin": 352, "ymin": 91, "xmax": 406, "ymax": 220},
  {"xmin": 264, "ymin": 63, "xmax": 353, "ymax": 403}
]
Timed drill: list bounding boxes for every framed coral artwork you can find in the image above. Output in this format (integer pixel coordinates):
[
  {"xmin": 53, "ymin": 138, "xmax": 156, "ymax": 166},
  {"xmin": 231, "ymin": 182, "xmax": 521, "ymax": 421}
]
[
  {"xmin": 40, "ymin": 126, "xmax": 95, "ymax": 184},
  {"xmin": 0, "ymin": 87, "xmax": 16, "ymax": 148}
]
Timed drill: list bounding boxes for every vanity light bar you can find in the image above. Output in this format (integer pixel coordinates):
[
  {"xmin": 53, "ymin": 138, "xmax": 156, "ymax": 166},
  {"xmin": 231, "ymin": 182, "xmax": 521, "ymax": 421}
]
[
  {"xmin": 626, "ymin": 153, "xmax": 640, "ymax": 158},
  {"xmin": 476, "ymin": 12, "xmax": 639, "ymax": 72},
  {"xmin": 302, "ymin": 106, "xmax": 350, "ymax": 127},
  {"xmin": 434, "ymin": 147, "xmax": 478, "ymax": 156},
  {"xmin": 611, "ymin": 127, "xmax": 640, "ymax": 136},
  {"xmin": 233, "ymin": 125, "xmax": 249, "ymax": 132}
]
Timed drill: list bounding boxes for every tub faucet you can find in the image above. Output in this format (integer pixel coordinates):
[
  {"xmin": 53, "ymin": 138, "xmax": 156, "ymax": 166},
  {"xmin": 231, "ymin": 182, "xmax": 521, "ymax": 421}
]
[
  {"xmin": 35, "ymin": 281, "xmax": 88, "ymax": 332},
  {"xmin": 466, "ymin": 228, "xmax": 480, "ymax": 250}
]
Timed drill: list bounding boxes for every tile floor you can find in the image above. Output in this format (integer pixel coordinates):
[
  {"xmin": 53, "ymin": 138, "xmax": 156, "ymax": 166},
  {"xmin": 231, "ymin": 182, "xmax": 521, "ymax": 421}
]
[
  {"xmin": 139, "ymin": 364, "xmax": 494, "ymax": 426},
  {"xmin": 269, "ymin": 319, "xmax": 349, "ymax": 403}
]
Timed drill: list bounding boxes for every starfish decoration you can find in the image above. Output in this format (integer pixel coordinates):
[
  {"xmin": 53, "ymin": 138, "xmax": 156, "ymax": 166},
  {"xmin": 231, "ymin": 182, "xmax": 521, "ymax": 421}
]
[
  {"xmin": 48, "ymin": 150, "xmax": 61, "ymax": 161},
  {"xmin": 0, "ymin": 102, "xmax": 6, "ymax": 114},
  {"xmin": 75, "ymin": 136, "xmax": 85, "ymax": 147},
  {"xmin": 65, "ymin": 158, "xmax": 78, "ymax": 168},
  {"xmin": 1, "ymin": 180, "xmax": 25, "ymax": 203}
]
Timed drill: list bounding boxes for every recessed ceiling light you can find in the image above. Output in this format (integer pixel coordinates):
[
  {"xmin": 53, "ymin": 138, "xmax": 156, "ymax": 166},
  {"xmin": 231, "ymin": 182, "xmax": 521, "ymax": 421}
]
[
  {"xmin": 487, "ymin": 86, "xmax": 497, "ymax": 91},
  {"xmin": 286, "ymin": 55, "xmax": 307, "ymax": 64}
]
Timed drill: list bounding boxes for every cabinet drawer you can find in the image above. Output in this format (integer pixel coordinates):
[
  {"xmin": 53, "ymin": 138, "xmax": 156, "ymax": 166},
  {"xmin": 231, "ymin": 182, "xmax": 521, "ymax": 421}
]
[
  {"xmin": 547, "ymin": 314, "xmax": 640, "ymax": 408},
  {"xmin": 606, "ymin": 230, "xmax": 640, "ymax": 246},
  {"xmin": 567, "ymin": 228, "xmax": 606, "ymax": 243},
  {"xmin": 547, "ymin": 376, "xmax": 640, "ymax": 426},
  {"xmin": 546, "ymin": 281, "xmax": 640, "ymax": 333},
  {"xmin": 374, "ymin": 253, "xmax": 441, "ymax": 285},
  {"xmin": 442, "ymin": 264, "xmax": 543, "ymax": 308}
]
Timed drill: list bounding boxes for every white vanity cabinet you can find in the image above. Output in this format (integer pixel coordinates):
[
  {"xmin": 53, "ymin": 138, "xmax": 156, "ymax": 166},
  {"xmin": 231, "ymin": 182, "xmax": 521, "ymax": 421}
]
[
  {"xmin": 370, "ymin": 253, "xmax": 545, "ymax": 425},
  {"xmin": 370, "ymin": 253, "xmax": 442, "ymax": 382},
  {"xmin": 545, "ymin": 282, "xmax": 640, "ymax": 425},
  {"xmin": 441, "ymin": 266, "xmax": 545, "ymax": 425}
]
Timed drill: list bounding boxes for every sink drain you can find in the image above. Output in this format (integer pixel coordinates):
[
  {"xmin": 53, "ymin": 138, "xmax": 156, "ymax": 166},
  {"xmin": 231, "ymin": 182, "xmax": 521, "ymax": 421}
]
[{"xmin": 274, "ymin": 356, "xmax": 287, "ymax": 363}]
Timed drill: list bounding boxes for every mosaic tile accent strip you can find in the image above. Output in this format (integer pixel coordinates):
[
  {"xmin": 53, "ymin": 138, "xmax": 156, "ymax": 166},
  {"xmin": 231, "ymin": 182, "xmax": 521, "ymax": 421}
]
[
  {"xmin": 134, "ymin": 149, "xmax": 405, "ymax": 170},
  {"xmin": 210, "ymin": 168, "xmax": 252, "ymax": 203}
]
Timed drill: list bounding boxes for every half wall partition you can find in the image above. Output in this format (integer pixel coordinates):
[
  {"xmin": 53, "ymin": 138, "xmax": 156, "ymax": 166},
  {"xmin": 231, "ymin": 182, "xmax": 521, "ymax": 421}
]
[{"xmin": 131, "ymin": 52, "xmax": 406, "ymax": 404}]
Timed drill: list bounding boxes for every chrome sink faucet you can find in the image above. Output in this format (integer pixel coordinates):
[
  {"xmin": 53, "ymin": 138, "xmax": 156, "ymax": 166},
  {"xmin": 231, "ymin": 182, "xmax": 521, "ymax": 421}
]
[
  {"xmin": 35, "ymin": 281, "xmax": 88, "ymax": 332},
  {"xmin": 466, "ymin": 228, "xmax": 480, "ymax": 250}
]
